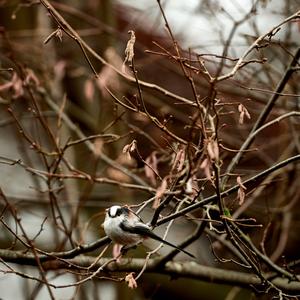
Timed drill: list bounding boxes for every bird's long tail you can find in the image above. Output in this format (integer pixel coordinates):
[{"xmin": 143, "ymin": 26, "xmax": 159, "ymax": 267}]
[
  {"xmin": 144, "ymin": 230, "xmax": 195, "ymax": 258},
  {"xmin": 120, "ymin": 221, "xmax": 195, "ymax": 258}
]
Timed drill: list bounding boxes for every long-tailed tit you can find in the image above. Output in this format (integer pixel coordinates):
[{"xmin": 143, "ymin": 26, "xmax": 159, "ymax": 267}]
[{"xmin": 103, "ymin": 205, "xmax": 195, "ymax": 258}]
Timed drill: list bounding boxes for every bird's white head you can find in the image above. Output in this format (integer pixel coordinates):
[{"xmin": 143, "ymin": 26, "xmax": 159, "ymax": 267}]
[{"xmin": 106, "ymin": 205, "xmax": 130, "ymax": 218}]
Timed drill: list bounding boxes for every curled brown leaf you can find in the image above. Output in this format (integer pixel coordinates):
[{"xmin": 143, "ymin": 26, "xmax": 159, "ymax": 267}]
[
  {"xmin": 237, "ymin": 176, "xmax": 247, "ymax": 205},
  {"xmin": 122, "ymin": 30, "xmax": 136, "ymax": 72},
  {"xmin": 125, "ymin": 272, "xmax": 137, "ymax": 289},
  {"xmin": 238, "ymin": 103, "xmax": 251, "ymax": 125},
  {"xmin": 122, "ymin": 140, "xmax": 137, "ymax": 160}
]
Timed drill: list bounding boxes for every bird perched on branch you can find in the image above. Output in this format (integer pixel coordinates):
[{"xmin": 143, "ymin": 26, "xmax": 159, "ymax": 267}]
[{"xmin": 103, "ymin": 205, "xmax": 195, "ymax": 258}]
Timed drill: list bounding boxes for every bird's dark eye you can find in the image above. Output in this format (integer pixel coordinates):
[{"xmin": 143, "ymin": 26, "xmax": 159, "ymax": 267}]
[{"xmin": 115, "ymin": 208, "xmax": 122, "ymax": 216}]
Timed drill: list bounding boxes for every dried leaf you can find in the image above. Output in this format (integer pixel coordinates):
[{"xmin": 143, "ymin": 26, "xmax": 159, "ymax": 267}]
[
  {"xmin": 125, "ymin": 273, "xmax": 137, "ymax": 289},
  {"xmin": 186, "ymin": 177, "xmax": 193, "ymax": 194},
  {"xmin": 122, "ymin": 30, "xmax": 136, "ymax": 72},
  {"xmin": 238, "ymin": 104, "xmax": 251, "ymax": 125},
  {"xmin": 237, "ymin": 176, "xmax": 247, "ymax": 205},
  {"xmin": 244, "ymin": 109, "xmax": 251, "ymax": 120},
  {"xmin": 122, "ymin": 140, "xmax": 137, "ymax": 160},
  {"xmin": 239, "ymin": 110, "xmax": 245, "ymax": 125},
  {"xmin": 185, "ymin": 176, "xmax": 198, "ymax": 195},
  {"xmin": 153, "ymin": 178, "xmax": 168, "ymax": 209}
]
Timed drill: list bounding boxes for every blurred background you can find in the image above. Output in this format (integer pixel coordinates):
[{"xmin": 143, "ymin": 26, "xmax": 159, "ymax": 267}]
[{"xmin": 0, "ymin": 0, "xmax": 299, "ymax": 299}]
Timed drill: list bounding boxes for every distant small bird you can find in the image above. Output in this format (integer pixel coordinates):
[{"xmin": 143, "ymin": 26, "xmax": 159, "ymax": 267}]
[{"xmin": 103, "ymin": 205, "xmax": 195, "ymax": 258}]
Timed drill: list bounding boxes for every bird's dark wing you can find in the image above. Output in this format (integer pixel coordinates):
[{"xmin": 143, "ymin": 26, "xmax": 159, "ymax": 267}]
[
  {"xmin": 120, "ymin": 221, "xmax": 195, "ymax": 258},
  {"xmin": 119, "ymin": 220, "xmax": 152, "ymax": 236}
]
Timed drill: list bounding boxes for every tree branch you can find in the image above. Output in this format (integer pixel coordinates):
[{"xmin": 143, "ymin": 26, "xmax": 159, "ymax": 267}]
[{"xmin": 1, "ymin": 250, "xmax": 300, "ymax": 293}]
